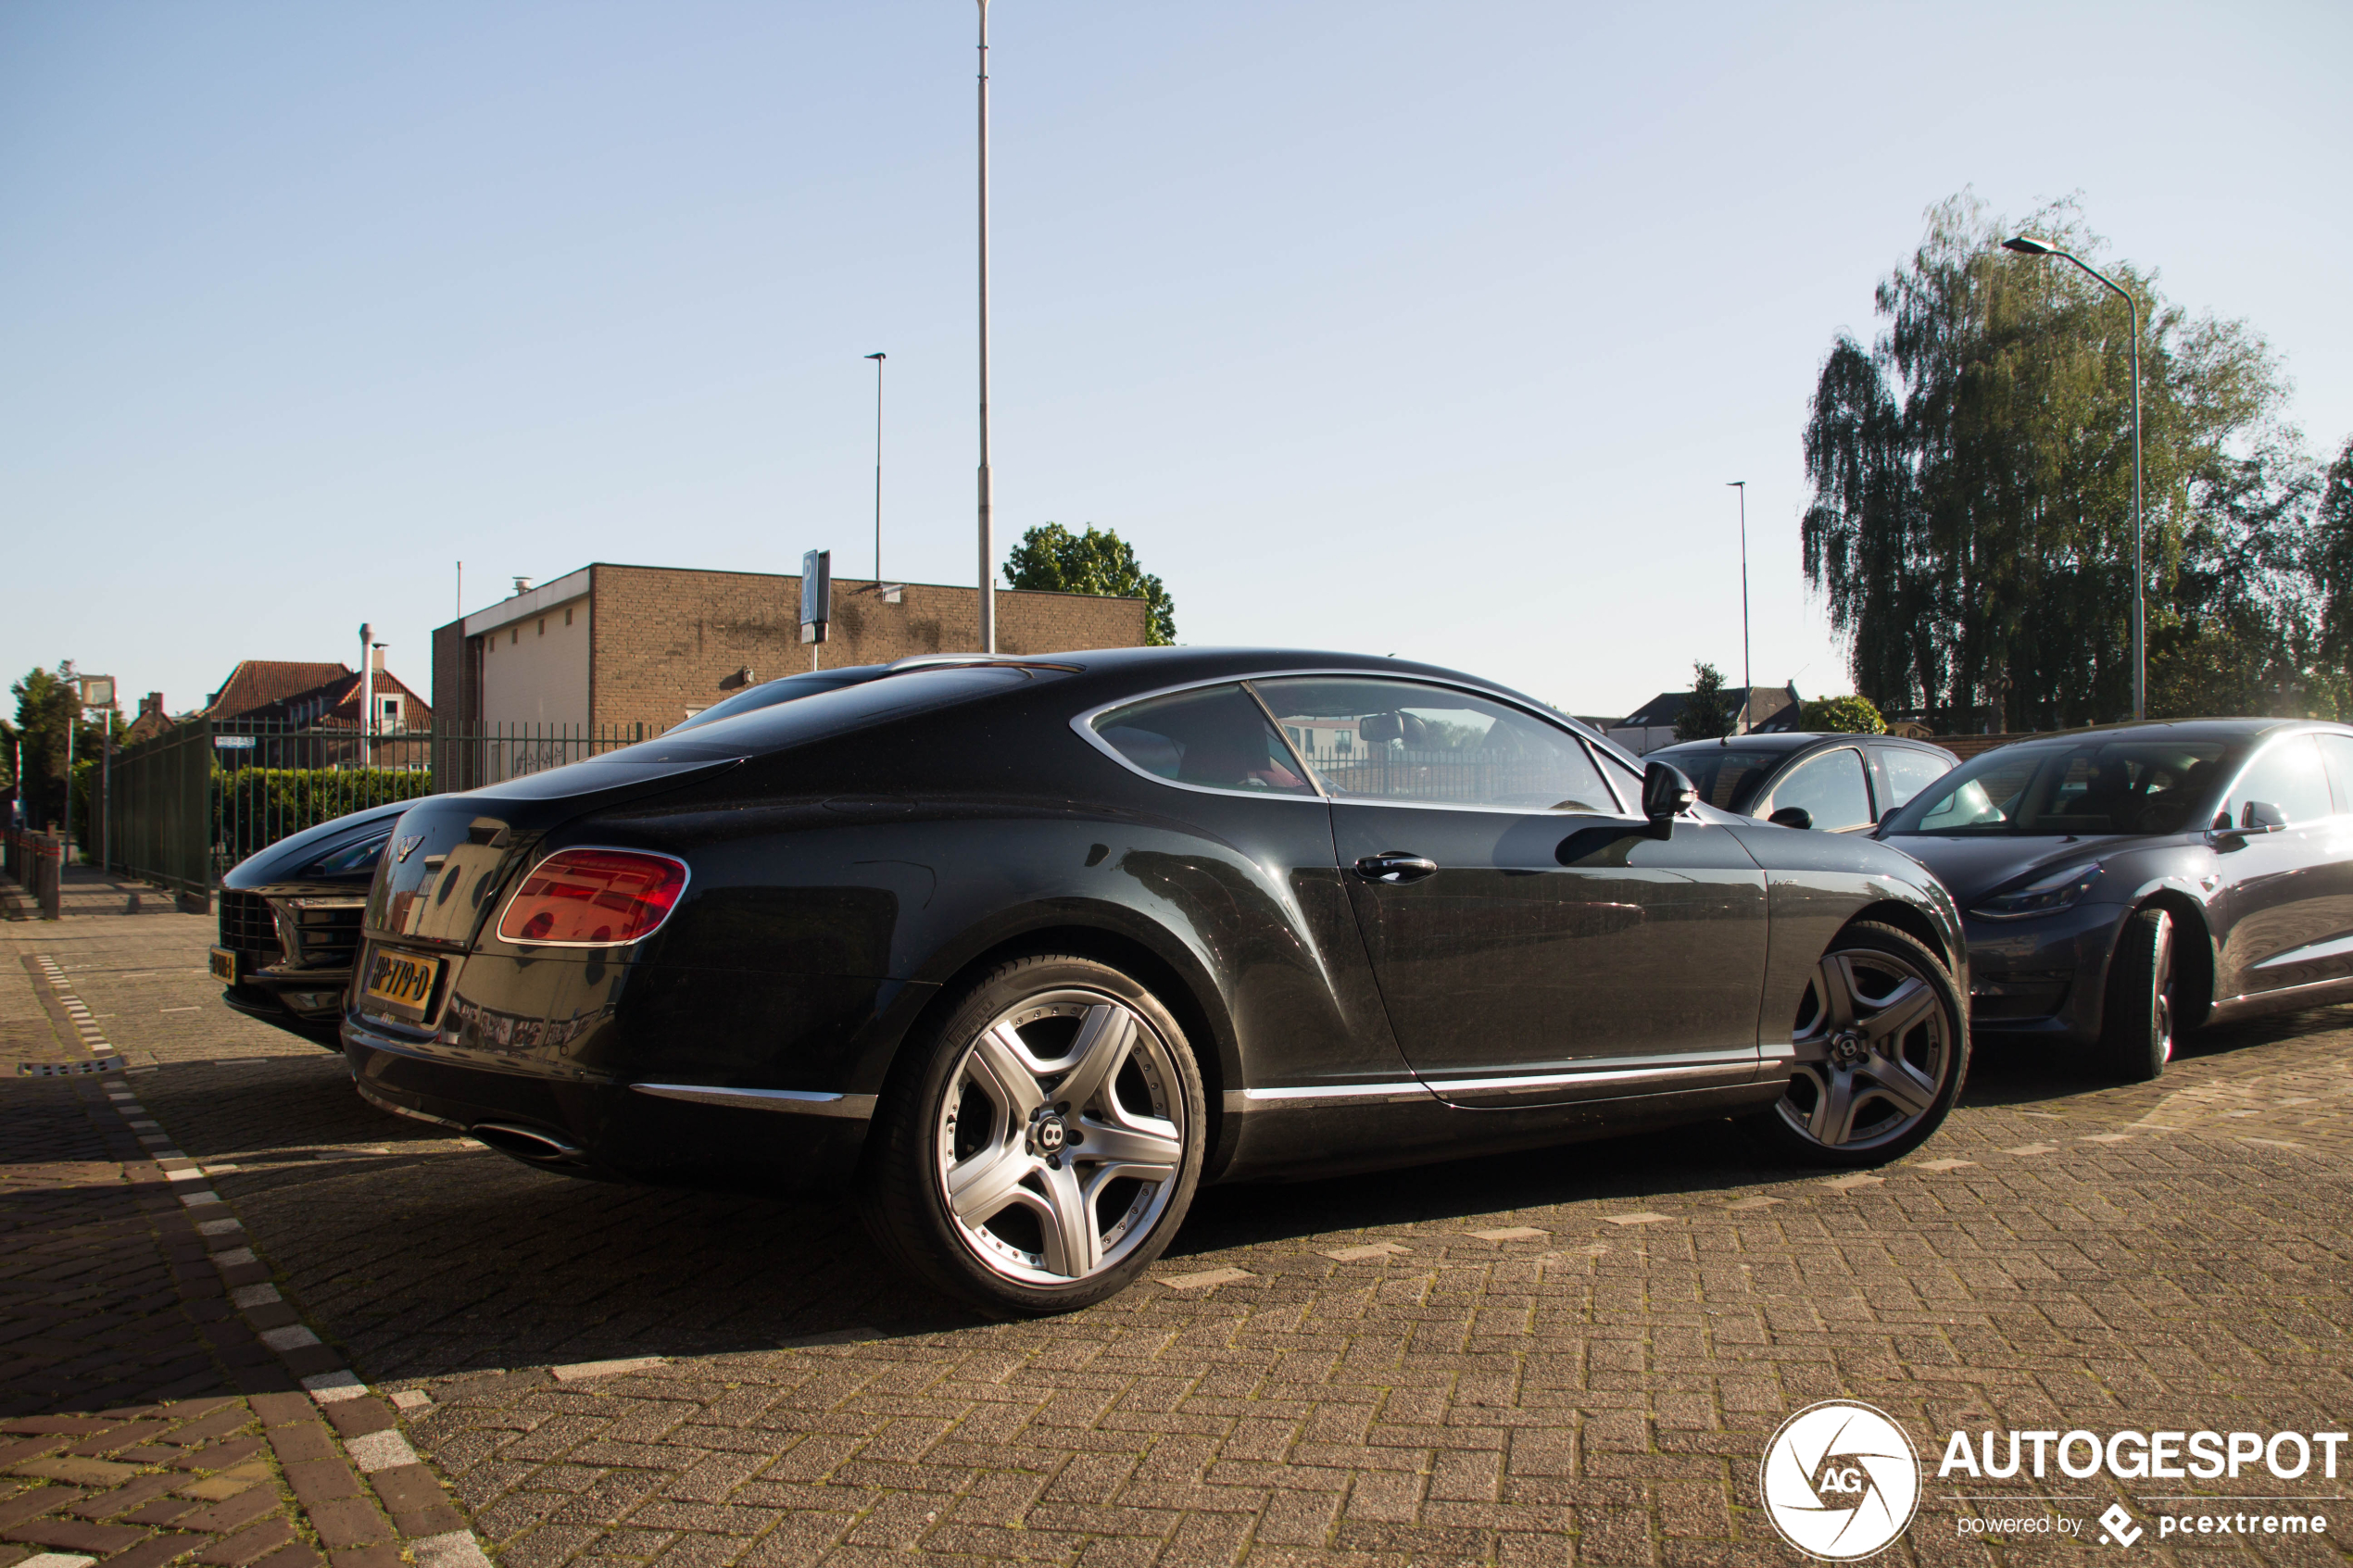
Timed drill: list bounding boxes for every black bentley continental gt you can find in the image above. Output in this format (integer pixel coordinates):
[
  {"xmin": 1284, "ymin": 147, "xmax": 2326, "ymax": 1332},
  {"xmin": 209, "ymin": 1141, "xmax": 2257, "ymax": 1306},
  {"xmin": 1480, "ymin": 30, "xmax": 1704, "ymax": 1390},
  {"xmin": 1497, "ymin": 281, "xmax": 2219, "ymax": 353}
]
[
  {"xmin": 1877, "ymin": 718, "xmax": 2353, "ymax": 1082},
  {"xmin": 345, "ymin": 648, "xmax": 1972, "ymax": 1312}
]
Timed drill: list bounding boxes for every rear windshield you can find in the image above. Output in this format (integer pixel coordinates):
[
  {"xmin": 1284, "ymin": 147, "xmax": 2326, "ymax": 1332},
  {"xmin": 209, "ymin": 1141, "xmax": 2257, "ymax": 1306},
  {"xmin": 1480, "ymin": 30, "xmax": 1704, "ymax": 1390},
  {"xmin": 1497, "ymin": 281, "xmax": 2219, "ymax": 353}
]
[
  {"xmin": 668, "ymin": 667, "xmax": 890, "ymax": 733},
  {"xmin": 1884, "ymin": 737, "xmax": 2244, "ymax": 837},
  {"xmin": 635, "ymin": 663, "xmax": 1063, "ymax": 755}
]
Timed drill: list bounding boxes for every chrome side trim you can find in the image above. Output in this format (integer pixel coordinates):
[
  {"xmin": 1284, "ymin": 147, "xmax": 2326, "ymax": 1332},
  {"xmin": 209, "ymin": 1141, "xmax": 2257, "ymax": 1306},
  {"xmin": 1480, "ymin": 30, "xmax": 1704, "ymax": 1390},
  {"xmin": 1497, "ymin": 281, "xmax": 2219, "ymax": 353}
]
[
  {"xmin": 629, "ymin": 1083, "xmax": 878, "ymax": 1120},
  {"xmin": 1226, "ymin": 1082, "xmax": 1435, "ymax": 1111},
  {"xmin": 1427, "ymin": 1056, "xmax": 1761, "ymax": 1098},
  {"xmin": 2206, "ymin": 972, "xmax": 2353, "ymax": 1023},
  {"xmin": 1223, "ymin": 1055, "xmax": 1767, "ymax": 1113}
]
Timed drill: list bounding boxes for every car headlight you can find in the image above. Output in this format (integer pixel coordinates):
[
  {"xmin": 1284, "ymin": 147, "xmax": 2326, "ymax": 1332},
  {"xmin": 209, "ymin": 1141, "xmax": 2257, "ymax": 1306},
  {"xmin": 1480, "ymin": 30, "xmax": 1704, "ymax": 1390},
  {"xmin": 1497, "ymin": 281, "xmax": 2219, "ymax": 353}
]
[{"xmin": 1970, "ymin": 862, "xmax": 2102, "ymax": 922}]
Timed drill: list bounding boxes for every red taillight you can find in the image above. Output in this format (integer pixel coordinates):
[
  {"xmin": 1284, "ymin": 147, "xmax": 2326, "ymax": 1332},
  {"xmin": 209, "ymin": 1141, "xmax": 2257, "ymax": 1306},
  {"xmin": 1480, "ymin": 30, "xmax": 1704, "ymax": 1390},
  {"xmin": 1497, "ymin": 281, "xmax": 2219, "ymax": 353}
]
[{"xmin": 497, "ymin": 849, "xmax": 688, "ymax": 947}]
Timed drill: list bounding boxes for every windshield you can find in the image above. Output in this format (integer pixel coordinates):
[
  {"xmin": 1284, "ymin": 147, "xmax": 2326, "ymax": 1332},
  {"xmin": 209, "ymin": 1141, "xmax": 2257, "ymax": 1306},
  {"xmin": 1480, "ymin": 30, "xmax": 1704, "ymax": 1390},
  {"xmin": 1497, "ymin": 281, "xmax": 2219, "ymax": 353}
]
[
  {"xmin": 1884, "ymin": 737, "xmax": 2242, "ymax": 837},
  {"xmin": 667, "ymin": 666, "xmax": 890, "ymax": 733},
  {"xmin": 1655, "ymin": 747, "xmax": 1788, "ymax": 812}
]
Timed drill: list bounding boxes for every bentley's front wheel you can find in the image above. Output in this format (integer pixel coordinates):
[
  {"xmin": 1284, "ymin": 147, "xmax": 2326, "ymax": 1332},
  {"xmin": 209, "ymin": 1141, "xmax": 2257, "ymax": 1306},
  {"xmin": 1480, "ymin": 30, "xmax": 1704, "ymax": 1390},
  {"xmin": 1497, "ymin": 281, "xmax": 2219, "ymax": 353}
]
[
  {"xmin": 860, "ymin": 955, "xmax": 1206, "ymax": 1314},
  {"xmin": 1744, "ymin": 922, "xmax": 1969, "ymax": 1167}
]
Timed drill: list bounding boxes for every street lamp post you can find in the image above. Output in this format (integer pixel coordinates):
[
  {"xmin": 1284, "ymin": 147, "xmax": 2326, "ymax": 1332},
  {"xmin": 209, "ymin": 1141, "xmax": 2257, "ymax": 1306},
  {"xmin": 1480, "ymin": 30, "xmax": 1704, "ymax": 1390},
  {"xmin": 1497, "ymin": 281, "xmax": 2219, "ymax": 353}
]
[
  {"xmin": 2003, "ymin": 234, "xmax": 2145, "ymax": 721},
  {"xmin": 975, "ymin": 0, "xmax": 996, "ymax": 653},
  {"xmin": 865, "ymin": 352, "xmax": 887, "ymax": 582},
  {"xmin": 1728, "ymin": 481, "xmax": 1750, "ymax": 728}
]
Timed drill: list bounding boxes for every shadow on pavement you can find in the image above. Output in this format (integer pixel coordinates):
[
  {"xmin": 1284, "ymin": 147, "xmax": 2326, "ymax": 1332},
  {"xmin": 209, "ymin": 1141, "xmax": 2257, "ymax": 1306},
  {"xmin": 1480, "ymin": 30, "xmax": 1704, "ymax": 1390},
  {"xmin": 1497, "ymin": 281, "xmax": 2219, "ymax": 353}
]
[{"xmin": 122, "ymin": 1001, "xmax": 2353, "ymax": 1379}]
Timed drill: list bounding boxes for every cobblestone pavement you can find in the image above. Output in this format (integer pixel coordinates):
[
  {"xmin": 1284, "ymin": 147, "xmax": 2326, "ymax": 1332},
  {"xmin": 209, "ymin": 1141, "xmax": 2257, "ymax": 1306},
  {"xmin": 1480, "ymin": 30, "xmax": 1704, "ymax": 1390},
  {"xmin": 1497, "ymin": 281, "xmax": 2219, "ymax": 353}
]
[
  {"xmin": 0, "ymin": 877, "xmax": 481, "ymax": 1568},
  {"xmin": 8, "ymin": 880, "xmax": 2353, "ymax": 1565}
]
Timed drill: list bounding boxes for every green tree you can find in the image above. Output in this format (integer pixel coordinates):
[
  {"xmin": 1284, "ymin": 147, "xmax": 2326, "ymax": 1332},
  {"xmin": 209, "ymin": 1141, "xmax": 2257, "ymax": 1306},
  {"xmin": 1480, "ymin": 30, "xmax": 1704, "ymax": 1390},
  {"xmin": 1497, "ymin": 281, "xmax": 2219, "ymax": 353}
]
[
  {"xmin": 1674, "ymin": 661, "xmax": 1735, "ymax": 742},
  {"xmin": 11, "ymin": 663, "xmax": 107, "ymax": 833},
  {"xmin": 1797, "ymin": 695, "xmax": 1887, "ymax": 734},
  {"xmin": 1801, "ymin": 193, "xmax": 2308, "ymax": 730},
  {"xmin": 1003, "ymin": 523, "xmax": 1176, "ymax": 645},
  {"xmin": 2315, "ymin": 436, "xmax": 2353, "ymax": 685}
]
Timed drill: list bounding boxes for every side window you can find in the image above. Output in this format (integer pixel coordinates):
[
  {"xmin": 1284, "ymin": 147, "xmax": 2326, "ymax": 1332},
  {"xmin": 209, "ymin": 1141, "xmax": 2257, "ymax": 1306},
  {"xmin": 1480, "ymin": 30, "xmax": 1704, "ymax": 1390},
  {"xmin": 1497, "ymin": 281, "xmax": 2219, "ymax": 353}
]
[
  {"xmin": 2317, "ymin": 734, "xmax": 2353, "ymax": 816},
  {"xmin": 1254, "ymin": 677, "xmax": 1619, "ymax": 812},
  {"xmin": 2227, "ymin": 736, "xmax": 2334, "ymax": 827},
  {"xmin": 1879, "ymin": 747, "xmax": 1953, "ymax": 809},
  {"xmin": 1091, "ymin": 684, "xmax": 1313, "ymax": 795},
  {"xmin": 1768, "ymin": 748, "xmax": 1874, "ymax": 832}
]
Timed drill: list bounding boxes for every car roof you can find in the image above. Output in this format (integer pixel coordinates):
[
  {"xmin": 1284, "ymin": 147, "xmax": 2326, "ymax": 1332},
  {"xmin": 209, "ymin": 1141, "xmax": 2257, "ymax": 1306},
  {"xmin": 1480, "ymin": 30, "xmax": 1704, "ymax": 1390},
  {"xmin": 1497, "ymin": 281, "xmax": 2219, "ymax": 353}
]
[
  {"xmin": 1650, "ymin": 732, "xmax": 1950, "ymax": 758},
  {"xmin": 1989, "ymin": 718, "xmax": 2347, "ymax": 746}
]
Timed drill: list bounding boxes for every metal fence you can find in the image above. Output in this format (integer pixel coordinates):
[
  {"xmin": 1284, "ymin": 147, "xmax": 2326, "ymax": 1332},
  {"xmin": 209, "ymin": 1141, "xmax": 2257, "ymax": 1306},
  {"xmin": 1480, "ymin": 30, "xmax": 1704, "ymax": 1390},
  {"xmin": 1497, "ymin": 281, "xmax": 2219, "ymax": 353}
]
[{"xmin": 104, "ymin": 718, "xmax": 654, "ymax": 901}]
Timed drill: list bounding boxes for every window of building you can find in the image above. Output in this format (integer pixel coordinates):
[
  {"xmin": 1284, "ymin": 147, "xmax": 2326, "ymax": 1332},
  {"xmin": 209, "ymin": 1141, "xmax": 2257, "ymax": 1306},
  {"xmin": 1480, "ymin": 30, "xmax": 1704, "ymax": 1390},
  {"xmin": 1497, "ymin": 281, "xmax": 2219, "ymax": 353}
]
[{"xmin": 564, "ymin": 607, "xmax": 574, "ymax": 626}]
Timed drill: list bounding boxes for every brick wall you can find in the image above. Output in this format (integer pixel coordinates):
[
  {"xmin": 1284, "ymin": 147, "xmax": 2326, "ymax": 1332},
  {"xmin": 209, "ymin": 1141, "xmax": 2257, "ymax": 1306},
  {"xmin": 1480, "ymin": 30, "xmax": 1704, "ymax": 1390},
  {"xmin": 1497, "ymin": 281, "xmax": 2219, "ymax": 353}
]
[
  {"xmin": 431, "ymin": 621, "xmax": 467, "ymax": 724},
  {"xmin": 585, "ymin": 564, "xmax": 1150, "ymax": 734}
]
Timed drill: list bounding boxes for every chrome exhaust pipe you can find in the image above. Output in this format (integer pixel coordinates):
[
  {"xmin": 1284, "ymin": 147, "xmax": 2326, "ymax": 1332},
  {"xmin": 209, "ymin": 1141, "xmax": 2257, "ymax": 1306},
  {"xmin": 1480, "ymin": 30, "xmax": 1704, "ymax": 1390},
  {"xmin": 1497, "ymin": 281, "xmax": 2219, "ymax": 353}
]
[{"xmin": 470, "ymin": 1122, "xmax": 586, "ymax": 1164}]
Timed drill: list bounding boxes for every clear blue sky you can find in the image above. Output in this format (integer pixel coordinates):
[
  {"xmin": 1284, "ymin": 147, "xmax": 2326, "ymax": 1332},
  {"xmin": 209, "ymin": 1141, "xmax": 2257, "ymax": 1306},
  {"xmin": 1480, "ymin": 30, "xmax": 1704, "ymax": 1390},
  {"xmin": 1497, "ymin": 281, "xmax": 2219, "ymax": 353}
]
[{"xmin": 6, "ymin": 1, "xmax": 2347, "ymax": 721}]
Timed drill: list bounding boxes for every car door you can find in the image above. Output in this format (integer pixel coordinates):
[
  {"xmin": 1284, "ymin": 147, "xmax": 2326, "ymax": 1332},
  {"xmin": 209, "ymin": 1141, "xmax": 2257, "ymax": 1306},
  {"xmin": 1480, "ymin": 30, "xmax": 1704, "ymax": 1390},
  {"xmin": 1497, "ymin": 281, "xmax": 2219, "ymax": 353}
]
[
  {"xmin": 1757, "ymin": 746, "xmax": 1877, "ymax": 833},
  {"xmin": 2213, "ymin": 734, "xmax": 2353, "ymax": 1001},
  {"xmin": 1253, "ymin": 675, "xmax": 1769, "ymax": 1108}
]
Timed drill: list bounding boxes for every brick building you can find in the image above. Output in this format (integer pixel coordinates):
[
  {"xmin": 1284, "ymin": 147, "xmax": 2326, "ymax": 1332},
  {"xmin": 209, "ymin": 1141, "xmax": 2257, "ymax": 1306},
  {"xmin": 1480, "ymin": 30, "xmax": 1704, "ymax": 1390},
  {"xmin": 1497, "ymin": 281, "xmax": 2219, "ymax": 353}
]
[{"xmin": 431, "ymin": 562, "xmax": 1151, "ymax": 736}]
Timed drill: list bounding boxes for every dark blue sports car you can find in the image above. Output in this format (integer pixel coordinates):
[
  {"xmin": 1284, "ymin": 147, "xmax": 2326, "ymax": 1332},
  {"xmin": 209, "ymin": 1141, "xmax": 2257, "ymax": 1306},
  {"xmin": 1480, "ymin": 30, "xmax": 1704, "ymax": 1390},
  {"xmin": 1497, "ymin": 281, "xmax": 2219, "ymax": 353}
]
[{"xmin": 1878, "ymin": 718, "xmax": 2353, "ymax": 1080}]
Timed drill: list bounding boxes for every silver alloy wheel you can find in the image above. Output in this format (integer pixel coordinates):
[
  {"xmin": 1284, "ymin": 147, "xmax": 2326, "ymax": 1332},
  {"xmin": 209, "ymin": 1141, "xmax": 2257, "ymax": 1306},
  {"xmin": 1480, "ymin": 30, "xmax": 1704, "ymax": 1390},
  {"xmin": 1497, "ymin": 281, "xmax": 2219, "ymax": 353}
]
[
  {"xmin": 1775, "ymin": 945, "xmax": 1952, "ymax": 1152},
  {"xmin": 935, "ymin": 988, "xmax": 1188, "ymax": 1286},
  {"xmin": 2149, "ymin": 909, "xmax": 2176, "ymax": 1065}
]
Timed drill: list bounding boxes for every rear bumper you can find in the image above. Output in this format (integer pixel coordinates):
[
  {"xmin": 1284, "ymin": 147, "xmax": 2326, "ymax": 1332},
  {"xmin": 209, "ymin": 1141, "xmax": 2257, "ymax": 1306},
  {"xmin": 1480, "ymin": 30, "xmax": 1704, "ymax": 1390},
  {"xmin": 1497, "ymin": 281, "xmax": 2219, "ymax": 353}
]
[
  {"xmin": 221, "ymin": 977, "xmax": 347, "ymax": 1047},
  {"xmin": 343, "ymin": 1019, "xmax": 873, "ymax": 1191}
]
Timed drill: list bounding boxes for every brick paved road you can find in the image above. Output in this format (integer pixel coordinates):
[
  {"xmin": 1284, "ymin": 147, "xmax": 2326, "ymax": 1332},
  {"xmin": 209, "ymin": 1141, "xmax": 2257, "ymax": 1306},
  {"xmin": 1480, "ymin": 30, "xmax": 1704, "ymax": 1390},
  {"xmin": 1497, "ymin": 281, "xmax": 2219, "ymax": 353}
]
[{"xmin": 9, "ymin": 887, "xmax": 2353, "ymax": 1564}]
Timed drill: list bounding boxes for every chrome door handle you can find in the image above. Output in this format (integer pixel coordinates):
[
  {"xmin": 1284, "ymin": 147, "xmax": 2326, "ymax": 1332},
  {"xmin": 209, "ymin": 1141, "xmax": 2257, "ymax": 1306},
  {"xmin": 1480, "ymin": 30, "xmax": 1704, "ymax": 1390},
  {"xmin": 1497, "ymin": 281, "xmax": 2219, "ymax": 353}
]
[{"xmin": 1354, "ymin": 852, "xmax": 1438, "ymax": 884}]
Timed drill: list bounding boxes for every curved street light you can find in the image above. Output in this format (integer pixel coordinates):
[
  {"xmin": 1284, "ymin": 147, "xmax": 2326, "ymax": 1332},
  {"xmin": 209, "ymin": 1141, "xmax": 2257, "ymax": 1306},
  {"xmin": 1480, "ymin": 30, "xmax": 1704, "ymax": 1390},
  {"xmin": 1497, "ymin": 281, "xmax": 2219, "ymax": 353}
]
[{"xmin": 2003, "ymin": 234, "xmax": 2145, "ymax": 721}]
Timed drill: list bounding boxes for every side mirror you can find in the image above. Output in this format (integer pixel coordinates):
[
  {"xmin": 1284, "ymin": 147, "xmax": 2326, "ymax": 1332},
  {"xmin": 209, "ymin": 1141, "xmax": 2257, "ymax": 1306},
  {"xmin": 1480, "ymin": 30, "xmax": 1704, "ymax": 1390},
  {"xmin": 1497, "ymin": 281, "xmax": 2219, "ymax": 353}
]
[
  {"xmin": 1359, "ymin": 713, "xmax": 1403, "ymax": 745},
  {"xmin": 2242, "ymin": 800, "xmax": 2288, "ymax": 834},
  {"xmin": 1768, "ymin": 806, "xmax": 1815, "ymax": 830},
  {"xmin": 1642, "ymin": 761, "xmax": 1699, "ymax": 839}
]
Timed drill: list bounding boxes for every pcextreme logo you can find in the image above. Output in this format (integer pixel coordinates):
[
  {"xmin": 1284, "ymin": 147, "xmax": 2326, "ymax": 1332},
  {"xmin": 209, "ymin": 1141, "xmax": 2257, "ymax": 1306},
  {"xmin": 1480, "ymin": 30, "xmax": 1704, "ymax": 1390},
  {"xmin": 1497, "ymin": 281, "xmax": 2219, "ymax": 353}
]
[{"xmin": 1760, "ymin": 1400, "xmax": 1922, "ymax": 1561}]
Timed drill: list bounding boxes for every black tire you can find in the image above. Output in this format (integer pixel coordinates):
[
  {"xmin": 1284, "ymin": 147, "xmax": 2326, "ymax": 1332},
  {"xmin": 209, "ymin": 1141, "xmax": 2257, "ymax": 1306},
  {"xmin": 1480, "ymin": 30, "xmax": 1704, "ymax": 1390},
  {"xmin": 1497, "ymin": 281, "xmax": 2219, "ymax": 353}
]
[
  {"xmin": 1742, "ymin": 921, "xmax": 1969, "ymax": 1168},
  {"xmin": 2098, "ymin": 906, "xmax": 2176, "ymax": 1084},
  {"xmin": 858, "ymin": 954, "xmax": 1207, "ymax": 1315}
]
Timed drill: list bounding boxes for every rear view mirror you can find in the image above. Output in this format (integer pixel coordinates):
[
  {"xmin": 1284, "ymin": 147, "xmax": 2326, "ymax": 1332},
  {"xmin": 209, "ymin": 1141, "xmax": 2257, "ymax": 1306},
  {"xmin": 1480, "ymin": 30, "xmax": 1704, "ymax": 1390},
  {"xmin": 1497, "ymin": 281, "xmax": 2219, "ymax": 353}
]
[
  {"xmin": 1359, "ymin": 713, "xmax": 1403, "ymax": 745},
  {"xmin": 1768, "ymin": 806, "xmax": 1814, "ymax": 830},
  {"xmin": 2241, "ymin": 800, "xmax": 2288, "ymax": 834},
  {"xmin": 1642, "ymin": 761, "xmax": 1699, "ymax": 839}
]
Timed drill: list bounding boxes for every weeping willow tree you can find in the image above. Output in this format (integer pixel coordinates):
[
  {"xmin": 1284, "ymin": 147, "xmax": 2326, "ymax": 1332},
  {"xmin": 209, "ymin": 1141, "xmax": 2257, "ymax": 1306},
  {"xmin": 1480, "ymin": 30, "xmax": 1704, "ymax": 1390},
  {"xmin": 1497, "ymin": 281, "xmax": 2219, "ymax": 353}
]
[{"xmin": 1800, "ymin": 194, "xmax": 2320, "ymax": 729}]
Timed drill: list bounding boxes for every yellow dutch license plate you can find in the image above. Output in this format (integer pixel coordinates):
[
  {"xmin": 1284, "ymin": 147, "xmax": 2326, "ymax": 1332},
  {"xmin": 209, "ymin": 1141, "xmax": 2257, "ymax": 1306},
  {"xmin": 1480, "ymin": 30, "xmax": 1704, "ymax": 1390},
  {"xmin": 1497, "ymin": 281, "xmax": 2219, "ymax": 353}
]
[
  {"xmin": 361, "ymin": 947, "xmax": 443, "ymax": 1022},
  {"xmin": 208, "ymin": 946, "xmax": 239, "ymax": 983}
]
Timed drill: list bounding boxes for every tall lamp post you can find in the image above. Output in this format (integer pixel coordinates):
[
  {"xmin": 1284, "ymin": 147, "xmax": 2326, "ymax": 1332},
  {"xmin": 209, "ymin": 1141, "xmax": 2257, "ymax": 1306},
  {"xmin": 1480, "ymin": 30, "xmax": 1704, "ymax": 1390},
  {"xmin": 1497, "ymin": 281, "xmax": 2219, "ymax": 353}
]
[
  {"xmin": 1728, "ymin": 481, "xmax": 1750, "ymax": 728},
  {"xmin": 975, "ymin": 0, "xmax": 996, "ymax": 652},
  {"xmin": 865, "ymin": 352, "xmax": 887, "ymax": 582},
  {"xmin": 2003, "ymin": 234, "xmax": 2145, "ymax": 721}
]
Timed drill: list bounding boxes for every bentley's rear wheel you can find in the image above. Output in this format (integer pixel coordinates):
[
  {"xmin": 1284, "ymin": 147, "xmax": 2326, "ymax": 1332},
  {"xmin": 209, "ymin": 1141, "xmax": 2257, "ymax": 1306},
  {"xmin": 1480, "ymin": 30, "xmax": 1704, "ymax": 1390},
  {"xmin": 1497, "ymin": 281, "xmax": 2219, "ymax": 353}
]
[
  {"xmin": 860, "ymin": 955, "xmax": 1206, "ymax": 1314},
  {"xmin": 1744, "ymin": 922, "xmax": 1969, "ymax": 1167}
]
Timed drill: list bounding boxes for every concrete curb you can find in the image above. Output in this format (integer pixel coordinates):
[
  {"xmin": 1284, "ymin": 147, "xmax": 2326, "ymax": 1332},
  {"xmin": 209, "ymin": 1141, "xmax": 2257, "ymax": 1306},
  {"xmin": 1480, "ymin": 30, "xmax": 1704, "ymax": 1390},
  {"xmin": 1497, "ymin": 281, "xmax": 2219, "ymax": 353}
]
[{"xmin": 35, "ymin": 953, "xmax": 497, "ymax": 1568}]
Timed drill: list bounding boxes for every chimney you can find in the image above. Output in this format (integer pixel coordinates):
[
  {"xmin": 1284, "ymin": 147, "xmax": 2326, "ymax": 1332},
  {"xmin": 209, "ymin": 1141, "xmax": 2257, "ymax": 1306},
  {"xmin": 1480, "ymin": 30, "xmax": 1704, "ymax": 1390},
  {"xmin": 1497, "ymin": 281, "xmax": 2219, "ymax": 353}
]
[
  {"xmin": 370, "ymin": 645, "xmax": 386, "ymax": 673},
  {"xmin": 139, "ymin": 693, "xmax": 163, "ymax": 719}
]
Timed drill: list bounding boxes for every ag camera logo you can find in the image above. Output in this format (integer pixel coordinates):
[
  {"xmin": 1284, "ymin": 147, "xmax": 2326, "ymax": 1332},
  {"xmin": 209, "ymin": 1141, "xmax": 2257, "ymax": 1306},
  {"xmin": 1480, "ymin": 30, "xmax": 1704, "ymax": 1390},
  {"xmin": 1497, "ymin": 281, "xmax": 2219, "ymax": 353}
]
[{"xmin": 1761, "ymin": 1400, "xmax": 1921, "ymax": 1560}]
